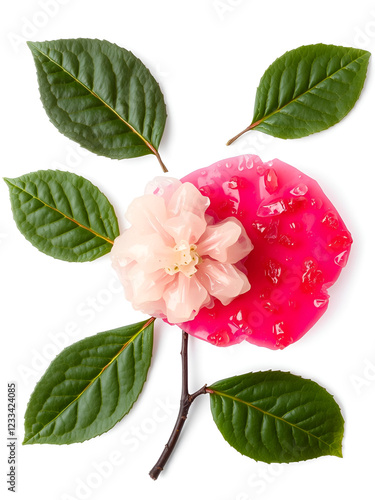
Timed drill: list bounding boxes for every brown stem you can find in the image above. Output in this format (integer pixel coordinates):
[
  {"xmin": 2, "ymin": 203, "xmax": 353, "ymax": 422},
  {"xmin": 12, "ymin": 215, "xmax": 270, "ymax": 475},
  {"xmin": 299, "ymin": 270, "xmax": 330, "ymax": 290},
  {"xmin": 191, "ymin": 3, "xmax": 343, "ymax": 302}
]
[
  {"xmin": 155, "ymin": 150, "xmax": 168, "ymax": 173},
  {"xmin": 149, "ymin": 331, "xmax": 207, "ymax": 480},
  {"xmin": 226, "ymin": 120, "xmax": 261, "ymax": 146}
]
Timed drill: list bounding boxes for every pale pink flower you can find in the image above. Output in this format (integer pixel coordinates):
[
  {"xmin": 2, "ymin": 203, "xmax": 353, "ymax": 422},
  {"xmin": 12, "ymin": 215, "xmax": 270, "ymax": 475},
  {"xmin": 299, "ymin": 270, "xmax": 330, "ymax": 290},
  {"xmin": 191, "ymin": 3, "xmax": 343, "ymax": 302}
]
[{"xmin": 111, "ymin": 177, "xmax": 253, "ymax": 323}]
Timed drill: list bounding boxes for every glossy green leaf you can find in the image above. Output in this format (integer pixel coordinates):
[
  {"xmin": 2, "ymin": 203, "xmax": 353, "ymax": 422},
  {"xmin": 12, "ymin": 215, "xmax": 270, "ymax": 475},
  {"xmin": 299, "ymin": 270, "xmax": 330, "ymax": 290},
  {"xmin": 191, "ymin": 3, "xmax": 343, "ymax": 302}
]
[
  {"xmin": 4, "ymin": 169, "xmax": 119, "ymax": 262},
  {"xmin": 227, "ymin": 44, "xmax": 370, "ymax": 144},
  {"xmin": 28, "ymin": 39, "xmax": 167, "ymax": 172},
  {"xmin": 209, "ymin": 371, "xmax": 344, "ymax": 463},
  {"xmin": 23, "ymin": 319, "xmax": 154, "ymax": 445}
]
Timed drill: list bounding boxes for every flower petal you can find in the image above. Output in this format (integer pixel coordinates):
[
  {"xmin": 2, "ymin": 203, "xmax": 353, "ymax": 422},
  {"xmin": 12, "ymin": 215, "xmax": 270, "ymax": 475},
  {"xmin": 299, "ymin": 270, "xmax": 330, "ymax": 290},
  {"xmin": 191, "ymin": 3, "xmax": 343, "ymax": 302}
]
[
  {"xmin": 125, "ymin": 194, "xmax": 174, "ymax": 246},
  {"xmin": 123, "ymin": 264, "xmax": 175, "ymax": 307},
  {"xmin": 163, "ymin": 273, "xmax": 210, "ymax": 323},
  {"xmin": 197, "ymin": 217, "xmax": 253, "ymax": 263},
  {"xmin": 112, "ymin": 230, "xmax": 174, "ymax": 273},
  {"xmin": 145, "ymin": 176, "xmax": 182, "ymax": 204},
  {"xmin": 167, "ymin": 182, "xmax": 210, "ymax": 218},
  {"xmin": 164, "ymin": 212, "xmax": 207, "ymax": 244},
  {"xmin": 197, "ymin": 258, "xmax": 250, "ymax": 305}
]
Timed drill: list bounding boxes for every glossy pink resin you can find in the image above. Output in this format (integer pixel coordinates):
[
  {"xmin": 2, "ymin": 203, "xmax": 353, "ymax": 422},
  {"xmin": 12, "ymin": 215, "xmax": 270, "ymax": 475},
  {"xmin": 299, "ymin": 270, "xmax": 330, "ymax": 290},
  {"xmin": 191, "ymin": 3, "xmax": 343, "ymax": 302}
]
[{"xmin": 179, "ymin": 155, "xmax": 352, "ymax": 349}]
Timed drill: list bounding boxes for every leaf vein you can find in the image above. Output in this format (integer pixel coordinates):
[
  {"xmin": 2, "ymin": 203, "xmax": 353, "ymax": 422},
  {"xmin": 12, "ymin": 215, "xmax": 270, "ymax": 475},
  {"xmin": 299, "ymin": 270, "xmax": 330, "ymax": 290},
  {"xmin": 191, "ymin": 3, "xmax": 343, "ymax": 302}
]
[
  {"xmin": 213, "ymin": 390, "xmax": 333, "ymax": 449},
  {"xmin": 30, "ymin": 43, "xmax": 158, "ymax": 157},
  {"xmin": 25, "ymin": 319, "xmax": 154, "ymax": 443},
  {"xmin": 6, "ymin": 178, "xmax": 114, "ymax": 245},
  {"xmin": 254, "ymin": 52, "xmax": 368, "ymax": 128}
]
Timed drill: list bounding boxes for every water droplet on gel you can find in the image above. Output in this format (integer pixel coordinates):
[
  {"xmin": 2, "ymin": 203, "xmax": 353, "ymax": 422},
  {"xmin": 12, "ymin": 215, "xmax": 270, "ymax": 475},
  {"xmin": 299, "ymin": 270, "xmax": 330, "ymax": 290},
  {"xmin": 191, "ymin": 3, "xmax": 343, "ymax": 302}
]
[
  {"xmin": 253, "ymin": 221, "xmax": 267, "ymax": 233},
  {"xmin": 244, "ymin": 156, "xmax": 254, "ymax": 169},
  {"xmin": 263, "ymin": 300, "xmax": 278, "ymax": 313},
  {"xmin": 200, "ymin": 170, "xmax": 207, "ymax": 176},
  {"xmin": 311, "ymin": 198, "xmax": 323, "ymax": 209},
  {"xmin": 252, "ymin": 220, "xmax": 279, "ymax": 242},
  {"xmin": 273, "ymin": 321, "xmax": 285, "ymax": 336},
  {"xmin": 334, "ymin": 250, "xmax": 349, "ymax": 268},
  {"xmin": 228, "ymin": 177, "xmax": 238, "ymax": 189},
  {"xmin": 207, "ymin": 330, "xmax": 230, "ymax": 346},
  {"xmin": 257, "ymin": 165, "xmax": 266, "ymax": 176},
  {"xmin": 328, "ymin": 231, "xmax": 353, "ymax": 250},
  {"xmin": 278, "ymin": 234, "xmax": 295, "ymax": 247},
  {"xmin": 264, "ymin": 221, "xmax": 279, "ymax": 242},
  {"xmin": 301, "ymin": 259, "xmax": 324, "ymax": 293},
  {"xmin": 314, "ymin": 297, "xmax": 329, "ymax": 308},
  {"xmin": 229, "ymin": 310, "xmax": 246, "ymax": 330},
  {"xmin": 257, "ymin": 199, "xmax": 286, "ymax": 217},
  {"xmin": 322, "ymin": 210, "xmax": 339, "ymax": 229},
  {"xmin": 273, "ymin": 322, "xmax": 292, "ymax": 349},
  {"xmin": 264, "ymin": 168, "xmax": 279, "ymax": 194},
  {"xmin": 290, "ymin": 183, "xmax": 308, "ymax": 196},
  {"xmin": 225, "ymin": 162, "xmax": 232, "ymax": 169},
  {"xmin": 228, "ymin": 175, "xmax": 247, "ymax": 190},
  {"xmin": 265, "ymin": 259, "xmax": 282, "ymax": 285},
  {"xmin": 286, "ymin": 197, "xmax": 308, "ymax": 213},
  {"xmin": 290, "ymin": 221, "xmax": 303, "ymax": 232}
]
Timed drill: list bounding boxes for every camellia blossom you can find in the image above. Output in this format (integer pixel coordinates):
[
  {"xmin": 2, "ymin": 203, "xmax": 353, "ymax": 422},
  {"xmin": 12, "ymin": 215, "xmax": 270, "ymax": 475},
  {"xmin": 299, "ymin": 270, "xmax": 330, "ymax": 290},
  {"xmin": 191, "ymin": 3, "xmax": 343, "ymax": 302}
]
[
  {"xmin": 111, "ymin": 177, "xmax": 254, "ymax": 324},
  {"xmin": 112, "ymin": 154, "xmax": 352, "ymax": 350}
]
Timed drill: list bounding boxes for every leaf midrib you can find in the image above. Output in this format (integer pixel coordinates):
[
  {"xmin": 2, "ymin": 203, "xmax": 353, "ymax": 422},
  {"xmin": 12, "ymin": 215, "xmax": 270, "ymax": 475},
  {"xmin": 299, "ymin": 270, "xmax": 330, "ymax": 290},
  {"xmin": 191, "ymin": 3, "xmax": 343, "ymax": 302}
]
[
  {"xmin": 252, "ymin": 52, "xmax": 368, "ymax": 129},
  {"xmin": 29, "ymin": 42, "xmax": 159, "ymax": 157},
  {"xmin": 5, "ymin": 178, "xmax": 115, "ymax": 245},
  {"xmin": 24, "ymin": 318, "xmax": 154, "ymax": 443},
  {"xmin": 211, "ymin": 388, "xmax": 334, "ymax": 450}
]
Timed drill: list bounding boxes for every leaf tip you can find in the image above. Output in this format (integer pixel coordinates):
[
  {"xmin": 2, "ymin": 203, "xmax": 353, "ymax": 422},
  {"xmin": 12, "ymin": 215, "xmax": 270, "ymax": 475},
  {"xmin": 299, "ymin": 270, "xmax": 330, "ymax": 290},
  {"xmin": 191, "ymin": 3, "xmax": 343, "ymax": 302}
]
[
  {"xmin": 3, "ymin": 177, "xmax": 13, "ymax": 189},
  {"xmin": 330, "ymin": 447, "xmax": 343, "ymax": 459},
  {"xmin": 333, "ymin": 438, "xmax": 344, "ymax": 458},
  {"xmin": 26, "ymin": 41, "xmax": 36, "ymax": 53}
]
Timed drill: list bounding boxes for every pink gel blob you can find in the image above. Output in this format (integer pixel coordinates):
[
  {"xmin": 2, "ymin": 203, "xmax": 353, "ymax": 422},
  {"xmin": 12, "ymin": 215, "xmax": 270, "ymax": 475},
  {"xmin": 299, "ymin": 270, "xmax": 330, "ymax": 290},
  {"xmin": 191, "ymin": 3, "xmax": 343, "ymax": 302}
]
[{"xmin": 179, "ymin": 154, "xmax": 352, "ymax": 349}]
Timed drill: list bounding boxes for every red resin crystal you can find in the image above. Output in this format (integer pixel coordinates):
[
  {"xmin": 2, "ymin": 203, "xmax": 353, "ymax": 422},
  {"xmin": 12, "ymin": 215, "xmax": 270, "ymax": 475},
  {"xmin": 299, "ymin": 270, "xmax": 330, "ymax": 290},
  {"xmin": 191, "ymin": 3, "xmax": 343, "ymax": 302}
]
[{"xmin": 179, "ymin": 155, "xmax": 352, "ymax": 349}]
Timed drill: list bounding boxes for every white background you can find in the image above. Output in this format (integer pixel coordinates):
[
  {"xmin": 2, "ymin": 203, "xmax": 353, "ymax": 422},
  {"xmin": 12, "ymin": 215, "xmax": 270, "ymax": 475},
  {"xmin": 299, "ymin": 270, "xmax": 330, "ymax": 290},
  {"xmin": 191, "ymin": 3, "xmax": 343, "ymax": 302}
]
[{"xmin": 1, "ymin": 1, "xmax": 375, "ymax": 499}]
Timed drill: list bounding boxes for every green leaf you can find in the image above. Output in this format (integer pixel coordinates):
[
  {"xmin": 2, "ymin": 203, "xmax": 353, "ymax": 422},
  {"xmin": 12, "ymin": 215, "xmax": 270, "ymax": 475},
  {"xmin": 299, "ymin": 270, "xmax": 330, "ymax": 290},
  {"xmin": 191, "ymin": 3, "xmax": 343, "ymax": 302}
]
[
  {"xmin": 227, "ymin": 44, "xmax": 371, "ymax": 144},
  {"xmin": 23, "ymin": 319, "xmax": 154, "ymax": 445},
  {"xmin": 209, "ymin": 371, "xmax": 344, "ymax": 463},
  {"xmin": 4, "ymin": 169, "xmax": 119, "ymax": 262},
  {"xmin": 27, "ymin": 39, "xmax": 167, "ymax": 172}
]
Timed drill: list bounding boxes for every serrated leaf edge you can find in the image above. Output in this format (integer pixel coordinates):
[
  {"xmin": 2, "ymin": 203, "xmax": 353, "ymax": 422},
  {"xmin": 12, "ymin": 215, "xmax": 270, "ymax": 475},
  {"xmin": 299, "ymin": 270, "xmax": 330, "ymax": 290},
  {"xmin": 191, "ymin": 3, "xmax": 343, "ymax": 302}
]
[
  {"xmin": 27, "ymin": 41, "xmax": 167, "ymax": 171},
  {"xmin": 251, "ymin": 49, "xmax": 371, "ymax": 131},
  {"xmin": 209, "ymin": 388, "xmax": 339, "ymax": 455},
  {"xmin": 4, "ymin": 175, "xmax": 115, "ymax": 246},
  {"xmin": 23, "ymin": 317, "xmax": 155, "ymax": 444},
  {"xmin": 227, "ymin": 45, "xmax": 371, "ymax": 145}
]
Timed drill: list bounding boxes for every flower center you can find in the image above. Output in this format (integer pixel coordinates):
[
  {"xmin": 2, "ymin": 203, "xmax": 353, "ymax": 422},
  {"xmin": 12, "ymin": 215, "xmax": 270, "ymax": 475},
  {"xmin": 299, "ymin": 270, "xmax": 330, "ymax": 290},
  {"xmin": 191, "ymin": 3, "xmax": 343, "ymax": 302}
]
[{"xmin": 165, "ymin": 240, "xmax": 201, "ymax": 277}]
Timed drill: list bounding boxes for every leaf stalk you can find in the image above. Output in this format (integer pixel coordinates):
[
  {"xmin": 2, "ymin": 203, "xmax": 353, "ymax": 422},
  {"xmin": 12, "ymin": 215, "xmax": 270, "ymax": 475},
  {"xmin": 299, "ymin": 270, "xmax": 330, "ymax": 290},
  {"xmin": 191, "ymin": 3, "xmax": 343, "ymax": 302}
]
[
  {"xmin": 226, "ymin": 121, "xmax": 259, "ymax": 146},
  {"xmin": 154, "ymin": 150, "xmax": 168, "ymax": 173}
]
